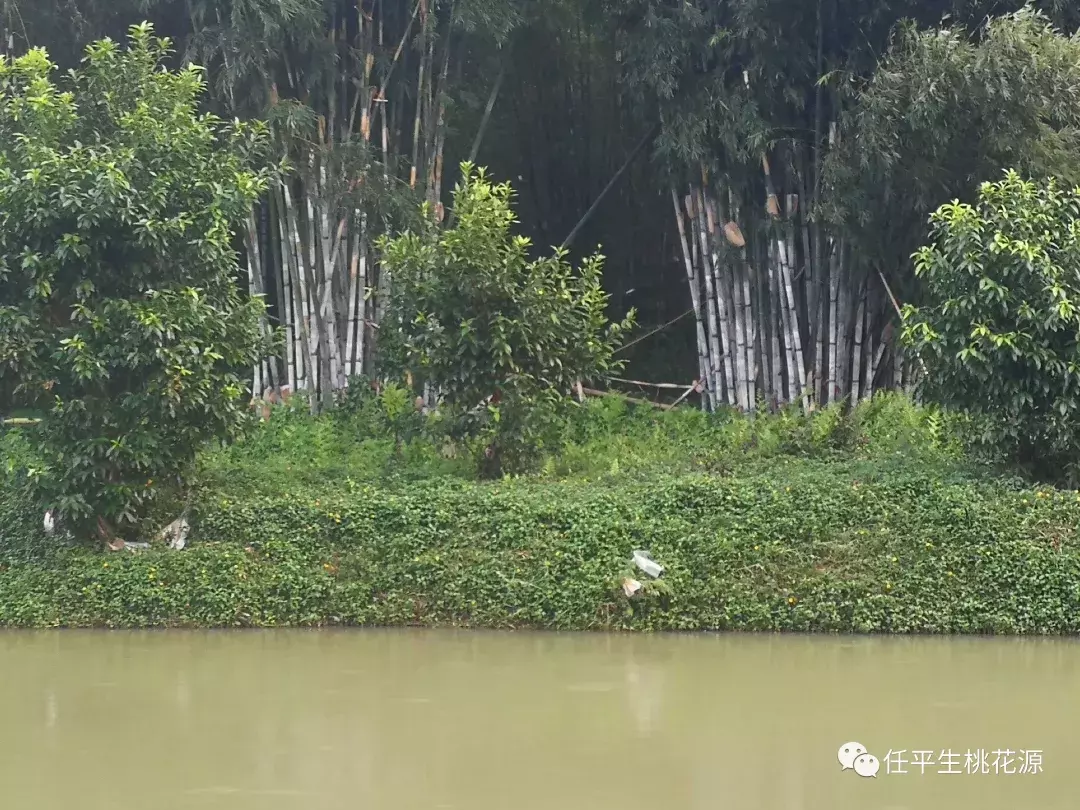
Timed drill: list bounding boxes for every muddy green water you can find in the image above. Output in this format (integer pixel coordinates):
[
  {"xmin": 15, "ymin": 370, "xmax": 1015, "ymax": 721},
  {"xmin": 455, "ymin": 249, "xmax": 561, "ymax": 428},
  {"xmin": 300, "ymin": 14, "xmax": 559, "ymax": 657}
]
[{"xmin": 0, "ymin": 630, "xmax": 1075, "ymax": 809}]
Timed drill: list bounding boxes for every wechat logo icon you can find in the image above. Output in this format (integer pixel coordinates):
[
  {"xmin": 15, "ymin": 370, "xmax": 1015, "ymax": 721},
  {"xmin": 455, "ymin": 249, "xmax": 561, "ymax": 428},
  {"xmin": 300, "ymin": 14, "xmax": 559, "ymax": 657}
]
[{"xmin": 838, "ymin": 741, "xmax": 880, "ymax": 778}]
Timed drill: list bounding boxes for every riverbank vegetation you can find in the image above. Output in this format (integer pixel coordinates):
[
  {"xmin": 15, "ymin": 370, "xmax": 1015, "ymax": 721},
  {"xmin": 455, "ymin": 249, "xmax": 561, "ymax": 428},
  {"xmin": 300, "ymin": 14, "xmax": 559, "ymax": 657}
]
[
  {"xmin": 6, "ymin": 393, "xmax": 1080, "ymax": 633},
  {"xmin": 5, "ymin": 3, "xmax": 1080, "ymax": 631}
]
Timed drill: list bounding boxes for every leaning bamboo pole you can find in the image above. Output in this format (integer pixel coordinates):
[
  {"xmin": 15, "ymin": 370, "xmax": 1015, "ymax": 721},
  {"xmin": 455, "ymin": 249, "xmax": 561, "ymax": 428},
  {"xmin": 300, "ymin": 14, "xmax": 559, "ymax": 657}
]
[
  {"xmin": 671, "ymin": 188, "xmax": 712, "ymax": 410},
  {"xmin": 779, "ymin": 200, "xmax": 807, "ymax": 408}
]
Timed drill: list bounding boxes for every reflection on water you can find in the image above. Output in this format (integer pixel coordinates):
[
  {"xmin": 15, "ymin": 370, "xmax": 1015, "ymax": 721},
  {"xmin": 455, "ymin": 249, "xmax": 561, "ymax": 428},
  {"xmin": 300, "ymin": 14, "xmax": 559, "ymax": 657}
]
[{"xmin": 0, "ymin": 630, "xmax": 1076, "ymax": 809}]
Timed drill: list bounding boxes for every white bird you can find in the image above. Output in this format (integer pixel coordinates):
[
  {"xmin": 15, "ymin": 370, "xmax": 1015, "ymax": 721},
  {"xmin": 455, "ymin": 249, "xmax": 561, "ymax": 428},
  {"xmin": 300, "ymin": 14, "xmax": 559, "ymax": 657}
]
[{"xmin": 43, "ymin": 509, "xmax": 55, "ymax": 535}]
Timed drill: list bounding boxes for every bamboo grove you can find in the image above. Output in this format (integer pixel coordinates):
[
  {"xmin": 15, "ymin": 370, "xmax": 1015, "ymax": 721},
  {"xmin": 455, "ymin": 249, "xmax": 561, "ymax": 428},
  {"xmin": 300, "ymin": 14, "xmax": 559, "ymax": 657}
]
[{"xmin": 5, "ymin": 0, "xmax": 1080, "ymax": 413}]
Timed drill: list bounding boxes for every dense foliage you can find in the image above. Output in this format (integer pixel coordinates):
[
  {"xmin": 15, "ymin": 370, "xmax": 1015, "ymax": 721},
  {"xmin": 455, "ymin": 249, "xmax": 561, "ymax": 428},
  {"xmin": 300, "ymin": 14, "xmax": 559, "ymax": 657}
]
[
  {"xmin": 12, "ymin": 1, "xmax": 1080, "ymax": 404},
  {"xmin": 380, "ymin": 166, "xmax": 634, "ymax": 475},
  {"xmin": 0, "ymin": 25, "xmax": 272, "ymax": 541},
  {"xmin": 828, "ymin": 8, "xmax": 1080, "ymax": 296},
  {"xmin": 903, "ymin": 172, "xmax": 1080, "ymax": 484},
  {"xmin": 7, "ymin": 393, "xmax": 1076, "ymax": 633},
  {"xmin": 2, "ymin": 3, "xmax": 1080, "ymax": 635}
]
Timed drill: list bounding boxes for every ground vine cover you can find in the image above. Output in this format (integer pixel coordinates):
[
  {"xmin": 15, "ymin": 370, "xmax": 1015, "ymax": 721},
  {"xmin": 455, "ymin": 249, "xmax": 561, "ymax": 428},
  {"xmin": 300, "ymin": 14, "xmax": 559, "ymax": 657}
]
[{"xmin": 2, "ymin": 395, "xmax": 1078, "ymax": 633}]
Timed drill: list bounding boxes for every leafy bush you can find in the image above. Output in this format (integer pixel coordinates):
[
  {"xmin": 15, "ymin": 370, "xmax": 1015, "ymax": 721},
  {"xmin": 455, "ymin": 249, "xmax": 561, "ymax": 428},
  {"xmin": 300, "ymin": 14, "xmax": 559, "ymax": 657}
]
[
  {"xmin": 0, "ymin": 25, "xmax": 273, "ymax": 541},
  {"xmin": 378, "ymin": 164, "xmax": 635, "ymax": 477},
  {"xmin": 903, "ymin": 171, "xmax": 1080, "ymax": 483}
]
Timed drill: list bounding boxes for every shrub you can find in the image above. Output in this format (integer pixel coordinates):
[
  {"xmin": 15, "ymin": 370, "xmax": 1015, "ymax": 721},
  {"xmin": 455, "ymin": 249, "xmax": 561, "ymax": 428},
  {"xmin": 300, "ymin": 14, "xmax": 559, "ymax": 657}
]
[
  {"xmin": 903, "ymin": 171, "xmax": 1080, "ymax": 484},
  {"xmin": 378, "ymin": 164, "xmax": 635, "ymax": 477},
  {"xmin": 0, "ymin": 25, "xmax": 273, "ymax": 542}
]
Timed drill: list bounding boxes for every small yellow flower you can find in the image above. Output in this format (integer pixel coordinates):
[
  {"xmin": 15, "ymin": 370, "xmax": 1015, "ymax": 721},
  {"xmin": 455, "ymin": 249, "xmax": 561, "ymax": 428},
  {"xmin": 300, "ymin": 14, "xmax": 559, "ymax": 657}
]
[
  {"xmin": 102, "ymin": 563, "xmax": 108, "ymax": 568},
  {"xmin": 891, "ymin": 556, "xmax": 899, "ymax": 563},
  {"xmin": 788, "ymin": 596, "xmax": 797, "ymax": 605},
  {"xmin": 947, "ymin": 571, "xmax": 954, "ymax": 577},
  {"xmin": 753, "ymin": 545, "xmax": 759, "ymax": 551},
  {"xmin": 884, "ymin": 583, "xmax": 892, "ymax": 591}
]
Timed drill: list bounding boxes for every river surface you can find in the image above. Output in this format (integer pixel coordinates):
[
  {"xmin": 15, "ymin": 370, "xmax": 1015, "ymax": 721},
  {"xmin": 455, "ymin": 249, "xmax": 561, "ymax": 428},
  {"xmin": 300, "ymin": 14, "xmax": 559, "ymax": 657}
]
[{"xmin": 0, "ymin": 630, "xmax": 1076, "ymax": 809}]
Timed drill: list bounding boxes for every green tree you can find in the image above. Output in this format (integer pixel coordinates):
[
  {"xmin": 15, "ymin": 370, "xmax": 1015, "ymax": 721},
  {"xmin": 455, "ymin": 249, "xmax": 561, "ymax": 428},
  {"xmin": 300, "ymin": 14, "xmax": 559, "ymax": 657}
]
[
  {"xmin": 379, "ymin": 164, "xmax": 635, "ymax": 477},
  {"xmin": 827, "ymin": 7, "xmax": 1080, "ymax": 305},
  {"xmin": 902, "ymin": 170, "xmax": 1080, "ymax": 483},
  {"xmin": 0, "ymin": 24, "xmax": 273, "ymax": 543}
]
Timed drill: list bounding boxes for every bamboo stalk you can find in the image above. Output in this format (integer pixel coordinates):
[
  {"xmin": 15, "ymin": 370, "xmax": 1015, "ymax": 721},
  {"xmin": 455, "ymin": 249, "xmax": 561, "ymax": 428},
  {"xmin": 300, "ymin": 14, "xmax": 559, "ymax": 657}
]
[
  {"xmin": 367, "ymin": 0, "xmax": 422, "ymax": 129},
  {"xmin": 730, "ymin": 254, "xmax": 747, "ymax": 410},
  {"xmin": 851, "ymin": 282, "xmax": 866, "ymax": 403},
  {"xmin": 835, "ymin": 240, "xmax": 850, "ymax": 405},
  {"xmin": 275, "ymin": 187, "xmax": 298, "ymax": 388},
  {"xmin": 725, "ymin": 188, "xmax": 752, "ymax": 410},
  {"xmin": 244, "ymin": 210, "xmax": 281, "ymax": 396},
  {"xmin": 308, "ymin": 172, "xmax": 340, "ymax": 397},
  {"xmin": 751, "ymin": 233, "xmax": 767, "ymax": 408},
  {"xmin": 812, "ymin": 8, "xmax": 826, "ymax": 344},
  {"xmin": 815, "ymin": 234, "xmax": 829, "ymax": 405},
  {"xmin": 281, "ymin": 183, "xmax": 314, "ymax": 393},
  {"xmin": 561, "ymin": 122, "xmax": 661, "ymax": 251},
  {"xmin": 871, "ymin": 323, "xmax": 890, "ymax": 395},
  {"xmin": 409, "ymin": 3, "xmax": 430, "ymax": 190},
  {"xmin": 696, "ymin": 188, "xmax": 733, "ymax": 406},
  {"xmin": 827, "ymin": 236, "xmax": 839, "ymax": 402},
  {"xmin": 779, "ymin": 205, "xmax": 807, "ymax": 408},
  {"xmin": 768, "ymin": 240, "xmax": 783, "ymax": 408},
  {"xmin": 671, "ymin": 188, "xmax": 712, "ymax": 411},
  {"xmin": 427, "ymin": 0, "xmax": 455, "ymax": 209},
  {"xmin": 268, "ymin": 192, "xmax": 295, "ymax": 392},
  {"xmin": 281, "ymin": 211, "xmax": 297, "ymax": 391},
  {"xmin": 862, "ymin": 303, "xmax": 875, "ymax": 402},
  {"xmin": 287, "ymin": 182, "xmax": 320, "ymax": 402},
  {"xmin": 467, "ymin": 61, "xmax": 505, "ymax": 164},
  {"xmin": 774, "ymin": 239, "xmax": 795, "ymax": 404},
  {"xmin": 743, "ymin": 259, "xmax": 757, "ymax": 409},
  {"xmin": 607, "ymin": 376, "xmax": 700, "ymax": 389},
  {"xmin": 350, "ymin": 213, "xmax": 368, "ymax": 377},
  {"xmin": 710, "ymin": 189, "xmax": 744, "ymax": 410},
  {"xmin": 798, "ymin": 155, "xmax": 815, "ymax": 401}
]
